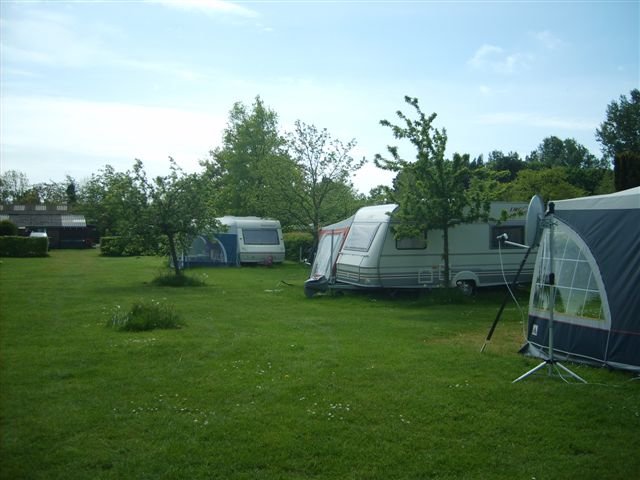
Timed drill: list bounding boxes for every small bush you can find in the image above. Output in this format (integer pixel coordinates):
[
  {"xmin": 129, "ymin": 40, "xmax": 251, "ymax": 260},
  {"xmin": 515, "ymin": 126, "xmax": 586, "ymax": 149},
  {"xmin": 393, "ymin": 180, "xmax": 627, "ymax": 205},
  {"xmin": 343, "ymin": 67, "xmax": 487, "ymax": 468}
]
[
  {"xmin": 100, "ymin": 236, "xmax": 125, "ymax": 256},
  {"xmin": 151, "ymin": 272, "xmax": 206, "ymax": 287},
  {"xmin": 106, "ymin": 299, "xmax": 184, "ymax": 332},
  {"xmin": 283, "ymin": 231, "xmax": 314, "ymax": 262},
  {"xmin": 0, "ymin": 220, "xmax": 18, "ymax": 236}
]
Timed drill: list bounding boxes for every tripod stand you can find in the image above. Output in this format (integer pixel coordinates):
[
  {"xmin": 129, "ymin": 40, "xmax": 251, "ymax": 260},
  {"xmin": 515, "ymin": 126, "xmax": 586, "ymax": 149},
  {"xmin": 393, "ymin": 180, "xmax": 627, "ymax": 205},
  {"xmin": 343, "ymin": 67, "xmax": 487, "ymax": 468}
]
[{"xmin": 513, "ymin": 205, "xmax": 586, "ymax": 384}]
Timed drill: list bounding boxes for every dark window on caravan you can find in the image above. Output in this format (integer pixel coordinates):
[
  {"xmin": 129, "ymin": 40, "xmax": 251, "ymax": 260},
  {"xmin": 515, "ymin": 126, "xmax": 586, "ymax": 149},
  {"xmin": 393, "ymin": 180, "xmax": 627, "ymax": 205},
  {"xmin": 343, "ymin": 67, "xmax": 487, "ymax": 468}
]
[
  {"xmin": 344, "ymin": 223, "xmax": 380, "ymax": 252},
  {"xmin": 396, "ymin": 233, "xmax": 427, "ymax": 250},
  {"xmin": 491, "ymin": 225, "xmax": 525, "ymax": 249},
  {"xmin": 243, "ymin": 229, "xmax": 280, "ymax": 245}
]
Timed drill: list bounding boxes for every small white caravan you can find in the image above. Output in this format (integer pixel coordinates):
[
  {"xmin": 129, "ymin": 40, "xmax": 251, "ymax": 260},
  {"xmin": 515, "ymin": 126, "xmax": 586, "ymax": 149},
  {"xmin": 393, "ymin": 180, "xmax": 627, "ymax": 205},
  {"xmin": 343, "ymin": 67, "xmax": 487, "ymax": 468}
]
[
  {"xmin": 305, "ymin": 203, "xmax": 535, "ymax": 296},
  {"xmin": 218, "ymin": 216, "xmax": 285, "ymax": 264}
]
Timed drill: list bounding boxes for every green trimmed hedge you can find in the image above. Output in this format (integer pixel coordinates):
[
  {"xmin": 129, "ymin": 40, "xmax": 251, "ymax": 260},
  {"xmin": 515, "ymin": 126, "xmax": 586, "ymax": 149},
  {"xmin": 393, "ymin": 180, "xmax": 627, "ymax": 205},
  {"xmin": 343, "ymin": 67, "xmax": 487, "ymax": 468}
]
[
  {"xmin": 283, "ymin": 231, "xmax": 314, "ymax": 262},
  {"xmin": 0, "ymin": 236, "xmax": 48, "ymax": 257}
]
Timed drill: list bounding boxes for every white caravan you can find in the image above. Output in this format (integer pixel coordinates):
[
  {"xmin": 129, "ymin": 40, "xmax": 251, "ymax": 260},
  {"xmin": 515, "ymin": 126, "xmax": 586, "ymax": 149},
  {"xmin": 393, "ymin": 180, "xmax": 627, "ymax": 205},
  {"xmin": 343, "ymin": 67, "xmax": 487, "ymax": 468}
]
[
  {"xmin": 305, "ymin": 203, "xmax": 535, "ymax": 297},
  {"xmin": 218, "ymin": 216, "xmax": 285, "ymax": 264}
]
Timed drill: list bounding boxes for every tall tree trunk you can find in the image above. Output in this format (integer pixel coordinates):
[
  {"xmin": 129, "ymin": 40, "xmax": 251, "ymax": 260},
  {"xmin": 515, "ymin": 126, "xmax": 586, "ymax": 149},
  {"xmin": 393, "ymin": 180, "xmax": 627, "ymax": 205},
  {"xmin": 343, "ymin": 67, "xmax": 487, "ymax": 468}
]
[
  {"xmin": 442, "ymin": 225, "xmax": 450, "ymax": 288},
  {"xmin": 167, "ymin": 233, "xmax": 181, "ymax": 276}
]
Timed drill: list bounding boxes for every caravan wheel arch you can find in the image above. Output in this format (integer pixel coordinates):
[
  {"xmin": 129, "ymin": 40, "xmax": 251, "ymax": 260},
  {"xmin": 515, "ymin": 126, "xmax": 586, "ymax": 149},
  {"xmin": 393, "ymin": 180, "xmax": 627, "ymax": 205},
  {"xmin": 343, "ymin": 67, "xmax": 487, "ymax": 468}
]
[{"xmin": 453, "ymin": 271, "xmax": 480, "ymax": 294}]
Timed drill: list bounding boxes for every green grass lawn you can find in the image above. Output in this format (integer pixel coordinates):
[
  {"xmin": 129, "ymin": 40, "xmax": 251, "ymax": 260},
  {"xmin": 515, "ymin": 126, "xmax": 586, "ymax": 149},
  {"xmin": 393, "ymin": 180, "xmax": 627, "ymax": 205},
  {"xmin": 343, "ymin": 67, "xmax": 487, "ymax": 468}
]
[{"xmin": 1, "ymin": 250, "xmax": 638, "ymax": 480}]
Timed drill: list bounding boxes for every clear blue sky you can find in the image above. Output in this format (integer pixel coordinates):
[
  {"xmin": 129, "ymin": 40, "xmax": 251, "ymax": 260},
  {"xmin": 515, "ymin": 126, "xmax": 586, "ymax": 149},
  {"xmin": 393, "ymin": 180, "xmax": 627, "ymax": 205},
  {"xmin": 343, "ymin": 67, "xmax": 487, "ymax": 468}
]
[{"xmin": 1, "ymin": 0, "xmax": 638, "ymax": 193}]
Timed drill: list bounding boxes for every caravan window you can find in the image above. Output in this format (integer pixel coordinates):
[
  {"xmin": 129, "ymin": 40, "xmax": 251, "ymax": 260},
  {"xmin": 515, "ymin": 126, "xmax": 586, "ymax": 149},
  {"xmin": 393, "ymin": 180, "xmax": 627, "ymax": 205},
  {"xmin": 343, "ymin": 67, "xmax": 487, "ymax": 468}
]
[
  {"xmin": 396, "ymin": 233, "xmax": 427, "ymax": 250},
  {"xmin": 243, "ymin": 229, "xmax": 280, "ymax": 245},
  {"xmin": 491, "ymin": 225, "xmax": 524, "ymax": 249},
  {"xmin": 344, "ymin": 223, "xmax": 380, "ymax": 252}
]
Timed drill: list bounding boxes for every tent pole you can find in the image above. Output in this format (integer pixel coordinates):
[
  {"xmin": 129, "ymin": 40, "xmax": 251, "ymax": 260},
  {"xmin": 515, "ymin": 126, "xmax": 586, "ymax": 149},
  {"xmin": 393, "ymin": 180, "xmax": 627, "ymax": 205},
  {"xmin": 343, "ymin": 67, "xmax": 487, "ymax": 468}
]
[
  {"xmin": 513, "ymin": 206, "xmax": 587, "ymax": 384},
  {"xmin": 329, "ymin": 230, "xmax": 335, "ymax": 283}
]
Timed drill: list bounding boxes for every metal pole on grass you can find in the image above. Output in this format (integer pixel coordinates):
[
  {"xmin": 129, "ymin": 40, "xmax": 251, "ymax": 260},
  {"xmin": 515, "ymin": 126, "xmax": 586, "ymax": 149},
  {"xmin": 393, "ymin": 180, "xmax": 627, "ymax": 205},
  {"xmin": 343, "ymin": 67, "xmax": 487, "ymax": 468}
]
[{"xmin": 512, "ymin": 204, "xmax": 587, "ymax": 384}]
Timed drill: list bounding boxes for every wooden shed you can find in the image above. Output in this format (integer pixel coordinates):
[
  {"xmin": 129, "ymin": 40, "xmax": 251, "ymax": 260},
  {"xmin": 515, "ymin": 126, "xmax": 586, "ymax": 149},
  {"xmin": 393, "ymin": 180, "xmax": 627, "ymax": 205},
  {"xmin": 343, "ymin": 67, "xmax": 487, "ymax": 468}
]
[{"xmin": 0, "ymin": 204, "xmax": 95, "ymax": 248}]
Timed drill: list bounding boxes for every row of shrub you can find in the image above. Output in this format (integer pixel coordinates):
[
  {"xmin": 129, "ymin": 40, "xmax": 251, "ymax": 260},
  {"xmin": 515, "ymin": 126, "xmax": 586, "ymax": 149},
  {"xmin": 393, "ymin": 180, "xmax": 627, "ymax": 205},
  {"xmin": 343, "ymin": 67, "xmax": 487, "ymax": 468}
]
[
  {"xmin": 0, "ymin": 236, "xmax": 48, "ymax": 257},
  {"xmin": 100, "ymin": 236, "xmax": 161, "ymax": 257}
]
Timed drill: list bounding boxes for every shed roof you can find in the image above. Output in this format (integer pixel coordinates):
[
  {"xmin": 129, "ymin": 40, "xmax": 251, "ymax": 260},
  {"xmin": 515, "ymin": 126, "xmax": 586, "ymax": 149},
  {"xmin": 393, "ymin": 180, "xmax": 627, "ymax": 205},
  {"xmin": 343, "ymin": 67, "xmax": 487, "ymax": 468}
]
[{"xmin": 0, "ymin": 204, "xmax": 87, "ymax": 228}]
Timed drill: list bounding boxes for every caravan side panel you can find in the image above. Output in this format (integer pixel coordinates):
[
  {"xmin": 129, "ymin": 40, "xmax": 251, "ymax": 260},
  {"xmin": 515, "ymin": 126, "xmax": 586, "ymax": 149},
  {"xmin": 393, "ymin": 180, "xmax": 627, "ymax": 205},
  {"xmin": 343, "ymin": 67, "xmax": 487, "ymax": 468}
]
[{"xmin": 334, "ymin": 203, "xmax": 535, "ymax": 290}]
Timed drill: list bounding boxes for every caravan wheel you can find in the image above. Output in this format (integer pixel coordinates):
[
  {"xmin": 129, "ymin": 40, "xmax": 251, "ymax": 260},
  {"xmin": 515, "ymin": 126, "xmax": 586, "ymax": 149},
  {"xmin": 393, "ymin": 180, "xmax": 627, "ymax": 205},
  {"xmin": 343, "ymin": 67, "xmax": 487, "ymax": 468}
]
[{"xmin": 457, "ymin": 280, "xmax": 476, "ymax": 296}]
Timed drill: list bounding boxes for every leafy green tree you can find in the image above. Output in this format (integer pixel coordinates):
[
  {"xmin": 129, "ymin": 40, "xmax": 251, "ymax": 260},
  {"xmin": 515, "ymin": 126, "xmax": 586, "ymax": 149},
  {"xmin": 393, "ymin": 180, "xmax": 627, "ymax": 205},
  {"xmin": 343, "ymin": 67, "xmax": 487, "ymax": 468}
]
[
  {"xmin": 486, "ymin": 150, "xmax": 525, "ymax": 182},
  {"xmin": 0, "ymin": 170, "xmax": 30, "ymax": 203},
  {"xmin": 505, "ymin": 167, "xmax": 587, "ymax": 203},
  {"xmin": 66, "ymin": 178, "xmax": 78, "ymax": 205},
  {"xmin": 526, "ymin": 136, "xmax": 605, "ymax": 169},
  {"xmin": 613, "ymin": 151, "xmax": 640, "ymax": 191},
  {"xmin": 596, "ymin": 89, "xmax": 640, "ymax": 190},
  {"xmin": 203, "ymin": 96, "xmax": 295, "ymax": 220},
  {"xmin": 367, "ymin": 185, "xmax": 393, "ymax": 205},
  {"xmin": 131, "ymin": 159, "xmax": 218, "ymax": 275},
  {"xmin": 565, "ymin": 167, "xmax": 615, "ymax": 196},
  {"xmin": 77, "ymin": 165, "xmax": 142, "ymax": 238},
  {"xmin": 280, "ymin": 120, "xmax": 364, "ymax": 241},
  {"xmin": 32, "ymin": 178, "xmax": 76, "ymax": 204},
  {"xmin": 1, "ymin": 173, "xmax": 79, "ymax": 205},
  {"xmin": 596, "ymin": 89, "xmax": 640, "ymax": 162},
  {"xmin": 249, "ymin": 151, "xmax": 304, "ymax": 229},
  {"xmin": 15, "ymin": 188, "xmax": 41, "ymax": 205},
  {"xmin": 469, "ymin": 154, "xmax": 484, "ymax": 169},
  {"xmin": 309, "ymin": 179, "xmax": 365, "ymax": 230},
  {"xmin": 524, "ymin": 136, "xmax": 611, "ymax": 194},
  {"xmin": 374, "ymin": 96, "xmax": 504, "ymax": 287}
]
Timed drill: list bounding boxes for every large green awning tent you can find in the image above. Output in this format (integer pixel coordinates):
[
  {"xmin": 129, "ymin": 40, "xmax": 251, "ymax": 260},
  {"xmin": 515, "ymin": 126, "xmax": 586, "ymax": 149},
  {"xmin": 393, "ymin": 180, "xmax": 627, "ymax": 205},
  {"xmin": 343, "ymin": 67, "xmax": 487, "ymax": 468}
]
[{"xmin": 521, "ymin": 187, "xmax": 640, "ymax": 372}]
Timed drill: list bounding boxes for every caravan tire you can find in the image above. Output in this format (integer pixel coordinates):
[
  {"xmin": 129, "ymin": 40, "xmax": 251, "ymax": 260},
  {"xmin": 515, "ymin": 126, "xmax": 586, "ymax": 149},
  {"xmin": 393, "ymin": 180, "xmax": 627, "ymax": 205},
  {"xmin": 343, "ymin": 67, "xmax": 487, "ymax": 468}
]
[{"xmin": 457, "ymin": 280, "xmax": 476, "ymax": 296}]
